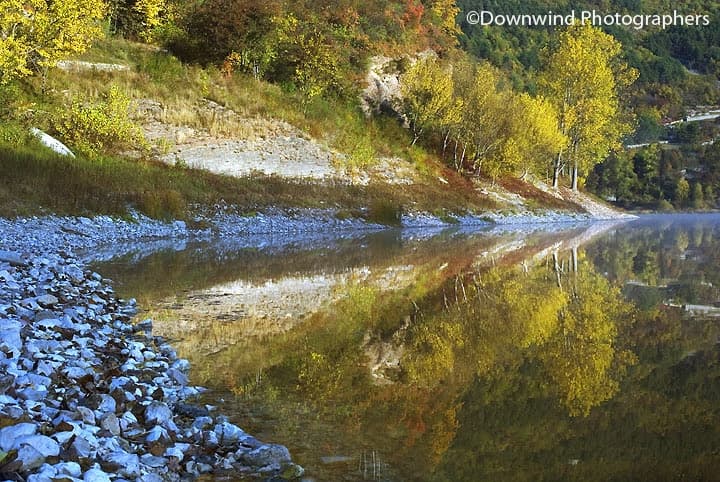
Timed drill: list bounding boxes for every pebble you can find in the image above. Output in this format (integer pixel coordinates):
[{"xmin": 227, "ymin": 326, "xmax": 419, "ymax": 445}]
[{"xmin": 0, "ymin": 216, "xmax": 303, "ymax": 480}]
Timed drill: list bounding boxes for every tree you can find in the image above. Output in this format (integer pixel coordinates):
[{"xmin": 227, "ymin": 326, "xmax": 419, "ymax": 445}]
[
  {"xmin": 0, "ymin": 0, "xmax": 106, "ymax": 84},
  {"xmin": 586, "ymin": 152, "xmax": 638, "ymax": 205},
  {"xmin": 675, "ymin": 177, "xmax": 690, "ymax": 206},
  {"xmin": 540, "ymin": 264, "xmax": 637, "ymax": 417},
  {"xmin": 691, "ymin": 182, "xmax": 705, "ymax": 209},
  {"xmin": 107, "ymin": 0, "xmax": 170, "ymax": 41},
  {"xmin": 400, "ymin": 55, "xmax": 455, "ymax": 146},
  {"xmin": 455, "ymin": 62, "xmax": 505, "ymax": 172},
  {"xmin": 182, "ymin": 0, "xmax": 281, "ymax": 69},
  {"xmin": 541, "ymin": 24, "xmax": 637, "ymax": 190},
  {"xmin": 506, "ymin": 93, "xmax": 568, "ymax": 180},
  {"xmin": 704, "ymin": 184, "xmax": 716, "ymax": 207}
]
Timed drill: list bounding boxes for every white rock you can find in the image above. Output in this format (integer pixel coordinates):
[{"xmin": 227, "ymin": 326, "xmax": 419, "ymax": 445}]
[
  {"xmin": 27, "ymin": 470, "xmax": 55, "ymax": 482},
  {"xmin": 145, "ymin": 401, "xmax": 173, "ymax": 425},
  {"xmin": 71, "ymin": 436, "xmax": 95, "ymax": 458},
  {"xmin": 83, "ymin": 468, "xmax": 112, "ymax": 482},
  {"xmin": 146, "ymin": 425, "xmax": 170, "ymax": 443},
  {"xmin": 215, "ymin": 422, "xmax": 245, "ymax": 444},
  {"xmin": 140, "ymin": 454, "xmax": 167, "ymax": 468},
  {"xmin": 0, "ymin": 320, "xmax": 23, "ymax": 356},
  {"xmin": 55, "ymin": 461, "xmax": 83, "ymax": 477},
  {"xmin": 106, "ymin": 451, "xmax": 141, "ymax": 478},
  {"xmin": 30, "ymin": 128, "xmax": 75, "ymax": 157},
  {"xmin": 14, "ymin": 434, "xmax": 61, "ymax": 457},
  {"xmin": 100, "ymin": 413, "xmax": 121, "ymax": 435},
  {"xmin": 16, "ymin": 444, "xmax": 46, "ymax": 470},
  {"xmin": 77, "ymin": 406, "xmax": 96, "ymax": 425},
  {"xmin": 0, "ymin": 422, "xmax": 37, "ymax": 451},
  {"xmin": 167, "ymin": 368, "xmax": 188, "ymax": 386},
  {"xmin": 164, "ymin": 445, "xmax": 185, "ymax": 461},
  {"xmin": 192, "ymin": 416, "xmax": 213, "ymax": 430},
  {"xmin": 0, "ymin": 250, "xmax": 26, "ymax": 267},
  {"xmin": 140, "ymin": 474, "xmax": 164, "ymax": 482},
  {"xmin": 36, "ymin": 294, "xmax": 59, "ymax": 307},
  {"xmin": 96, "ymin": 394, "xmax": 116, "ymax": 414}
]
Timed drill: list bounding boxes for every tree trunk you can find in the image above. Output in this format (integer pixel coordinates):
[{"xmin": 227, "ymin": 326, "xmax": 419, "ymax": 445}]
[
  {"xmin": 553, "ymin": 252, "xmax": 563, "ymax": 290},
  {"xmin": 571, "ymin": 161, "xmax": 579, "ymax": 191},
  {"xmin": 552, "ymin": 150, "xmax": 563, "ymax": 189},
  {"xmin": 572, "ymin": 246, "xmax": 578, "ymax": 272},
  {"xmin": 442, "ymin": 131, "xmax": 451, "ymax": 160},
  {"xmin": 453, "ymin": 139, "xmax": 459, "ymax": 171}
]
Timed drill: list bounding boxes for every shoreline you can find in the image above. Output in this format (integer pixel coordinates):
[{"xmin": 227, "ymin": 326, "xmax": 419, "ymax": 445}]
[{"xmin": 0, "ymin": 207, "xmax": 637, "ymax": 481}]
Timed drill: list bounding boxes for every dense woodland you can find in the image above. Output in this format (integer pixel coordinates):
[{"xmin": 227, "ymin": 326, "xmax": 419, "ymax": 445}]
[{"xmin": 1, "ymin": 0, "xmax": 719, "ymax": 211}]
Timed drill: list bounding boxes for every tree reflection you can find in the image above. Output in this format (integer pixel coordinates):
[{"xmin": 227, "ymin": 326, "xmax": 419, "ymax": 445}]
[{"xmin": 140, "ymin": 217, "xmax": 720, "ymax": 481}]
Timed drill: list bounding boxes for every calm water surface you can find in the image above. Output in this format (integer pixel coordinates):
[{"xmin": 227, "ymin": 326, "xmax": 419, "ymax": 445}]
[{"xmin": 95, "ymin": 215, "xmax": 720, "ymax": 481}]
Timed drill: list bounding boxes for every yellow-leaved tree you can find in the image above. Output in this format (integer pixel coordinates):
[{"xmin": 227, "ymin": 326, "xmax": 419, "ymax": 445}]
[
  {"xmin": 401, "ymin": 55, "xmax": 456, "ymax": 146},
  {"xmin": 0, "ymin": 0, "xmax": 106, "ymax": 84},
  {"xmin": 541, "ymin": 24, "xmax": 637, "ymax": 190}
]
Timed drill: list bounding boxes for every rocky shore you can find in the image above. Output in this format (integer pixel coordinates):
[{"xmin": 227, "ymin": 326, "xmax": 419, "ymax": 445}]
[{"xmin": 0, "ymin": 247, "xmax": 304, "ymax": 480}]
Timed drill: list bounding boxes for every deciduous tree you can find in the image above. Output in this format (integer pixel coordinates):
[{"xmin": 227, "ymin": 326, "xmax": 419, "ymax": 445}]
[
  {"xmin": 0, "ymin": 0, "xmax": 106, "ymax": 84},
  {"xmin": 400, "ymin": 55, "xmax": 455, "ymax": 146},
  {"xmin": 541, "ymin": 24, "xmax": 637, "ymax": 191}
]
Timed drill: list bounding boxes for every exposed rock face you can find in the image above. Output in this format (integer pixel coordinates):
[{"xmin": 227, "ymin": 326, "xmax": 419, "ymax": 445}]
[
  {"xmin": 29, "ymin": 128, "xmax": 76, "ymax": 158},
  {"xmin": 360, "ymin": 55, "xmax": 404, "ymax": 118},
  {"xmin": 0, "ymin": 233, "xmax": 302, "ymax": 480},
  {"xmin": 360, "ymin": 51, "xmax": 436, "ymax": 118}
]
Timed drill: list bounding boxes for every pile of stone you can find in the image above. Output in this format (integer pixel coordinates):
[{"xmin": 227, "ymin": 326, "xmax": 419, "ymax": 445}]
[{"xmin": 0, "ymin": 249, "xmax": 303, "ymax": 481}]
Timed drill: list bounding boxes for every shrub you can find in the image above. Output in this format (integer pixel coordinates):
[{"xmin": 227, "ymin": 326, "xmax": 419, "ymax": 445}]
[
  {"xmin": 138, "ymin": 189, "xmax": 186, "ymax": 219},
  {"xmin": 0, "ymin": 121, "xmax": 31, "ymax": 146},
  {"xmin": 657, "ymin": 199, "xmax": 674, "ymax": 212},
  {"xmin": 54, "ymin": 85, "xmax": 147, "ymax": 157}
]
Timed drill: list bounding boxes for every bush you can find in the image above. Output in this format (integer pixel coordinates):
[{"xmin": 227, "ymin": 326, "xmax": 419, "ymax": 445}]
[
  {"xmin": 138, "ymin": 189, "xmax": 187, "ymax": 219},
  {"xmin": 0, "ymin": 122, "xmax": 31, "ymax": 146},
  {"xmin": 54, "ymin": 85, "xmax": 147, "ymax": 157}
]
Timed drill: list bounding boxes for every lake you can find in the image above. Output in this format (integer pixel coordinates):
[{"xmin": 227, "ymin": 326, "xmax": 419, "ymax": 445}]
[{"xmin": 94, "ymin": 214, "xmax": 720, "ymax": 481}]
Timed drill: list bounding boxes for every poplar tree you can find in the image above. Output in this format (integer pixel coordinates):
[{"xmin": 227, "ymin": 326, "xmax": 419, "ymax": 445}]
[
  {"xmin": 541, "ymin": 24, "xmax": 637, "ymax": 191},
  {"xmin": 400, "ymin": 56, "xmax": 455, "ymax": 146}
]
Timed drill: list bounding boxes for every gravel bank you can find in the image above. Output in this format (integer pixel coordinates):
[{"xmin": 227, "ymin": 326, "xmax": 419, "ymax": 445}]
[{"xmin": 0, "ymin": 250, "xmax": 304, "ymax": 479}]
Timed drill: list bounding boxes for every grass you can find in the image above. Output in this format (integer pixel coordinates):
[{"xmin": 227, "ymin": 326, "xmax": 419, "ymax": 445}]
[
  {"xmin": 36, "ymin": 38, "xmax": 421, "ymax": 167},
  {"xmin": 0, "ymin": 131, "xmax": 497, "ymax": 221},
  {"xmin": 496, "ymin": 176, "xmax": 586, "ymax": 212}
]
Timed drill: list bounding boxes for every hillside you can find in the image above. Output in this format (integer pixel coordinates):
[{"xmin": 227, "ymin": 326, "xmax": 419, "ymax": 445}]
[
  {"xmin": 5, "ymin": 0, "xmax": 711, "ymax": 220},
  {"xmin": 0, "ymin": 33, "xmax": 627, "ymax": 223},
  {"xmin": 454, "ymin": 1, "xmax": 720, "ymax": 210}
]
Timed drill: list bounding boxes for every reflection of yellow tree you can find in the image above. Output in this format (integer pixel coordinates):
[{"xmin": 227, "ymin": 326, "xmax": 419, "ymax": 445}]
[
  {"xmin": 499, "ymin": 269, "xmax": 568, "ymax": 348},
  {"xmin": 541, "ymin": 263, "xmax": 637, "ymax": 416},
  {"xmin": 466, "ymin": 266, "xmax": 567, "ymax": 377},
  {"xmin": 404, "ymin": 321, "xmax": 464, "ymax": 387}
]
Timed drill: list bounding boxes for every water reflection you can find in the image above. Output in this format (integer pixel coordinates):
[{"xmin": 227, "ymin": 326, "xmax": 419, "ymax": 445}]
[{"xmin": 94, "ymin": 215, "xmax": 720, "ymax": 481}]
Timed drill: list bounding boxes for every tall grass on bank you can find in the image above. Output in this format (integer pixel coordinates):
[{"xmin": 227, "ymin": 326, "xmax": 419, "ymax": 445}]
[
  {"xmin": 0, "ymin": 132, "xmax": 497, "ymax": 221},
  {"xmin": 33, "ymin": 38, "xmax": 423, "ymax": 171}
]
